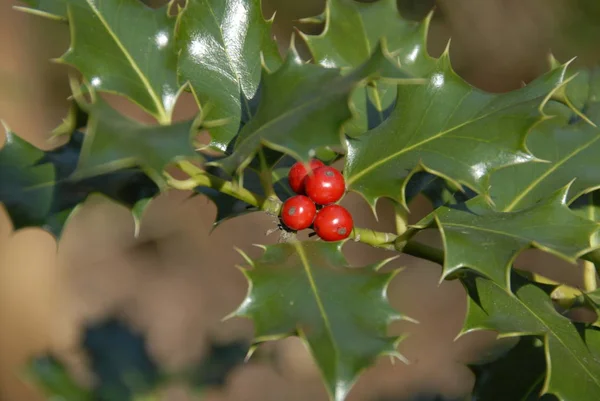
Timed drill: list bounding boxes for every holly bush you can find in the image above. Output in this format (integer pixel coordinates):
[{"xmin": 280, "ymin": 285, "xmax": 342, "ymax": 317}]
[{"xmin": 4, "ymin": 0, "xmax": 600, "ymax": 400}]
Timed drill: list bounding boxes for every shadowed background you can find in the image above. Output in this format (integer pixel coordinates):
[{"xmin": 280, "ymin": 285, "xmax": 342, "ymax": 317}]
[{"xmin": 1, "ymin": 0, "xmax": 599, "ymax": 400}]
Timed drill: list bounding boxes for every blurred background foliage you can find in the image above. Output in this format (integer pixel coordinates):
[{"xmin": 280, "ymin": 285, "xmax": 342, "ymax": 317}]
[{"xmin": 1, "ymin": 0, "xmax": 600, "ymax": 400}]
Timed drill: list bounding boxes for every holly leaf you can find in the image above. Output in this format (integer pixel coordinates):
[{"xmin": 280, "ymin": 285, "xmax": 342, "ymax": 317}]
[
  {"xmin": 469, "ymin": 336, "xmax": 552, "ymax": 401},
  {"xmin": 233, "ymin": 241, "xmax": 408, "ymax": 401},
  {"xmin": 26, "ymin": 355, "xmax": 92, "ymax": 401},
  {"xmin": 15, "ymin": 0, "xmax": 67, "ymax": 20},
  {"xmin": 461, "ymin": 273, "xmax": 600, "ymax": 401},
  {"xmin": 186, "ymin": 340, "xmax": 249, "ymax": 390},
  {"xmin": 83, "ymin": 318, "xmax": 160, "ymax": 401},
  {"xmin": 176, "ymin": 0, "xmax": 281, "ymax": 151},
  {"xmin": 417, "ymin": 185, "xmax": 599, "ymax": 289},
  {"xmin": 303, "ymin": 0, "xmax": 434, "ymax": 114},
  {"xmin": 0, "ymin": 126, "xmax": 55, "ymax": 231},
  {"xmin": 0, "ymin": 127, "xmax": 159, "ymax": 237},
  {"xmin": 405, "ymin": 171, "xmax": 476, "ymax": 209},
  {"xmin": 489, "ymin": 74, "xmax": 600, "ymax": 212},
  {"xmin": 194, "ymin": 165, "xmax": 264, "ymax": 228},
  {"xmin": 72, "ymin": 93, "xmax": 198, "ymax": 188},
  {"xmin": 344, "ymin": 55, "xmax": 571, "ymax": 209},
  {"xmin": 218, "ymin": 43, "xmax": 416, "ymax": 175},
  {"xmin": 59, "ymin": 0, "xmax": 181, "ymax": 123}
]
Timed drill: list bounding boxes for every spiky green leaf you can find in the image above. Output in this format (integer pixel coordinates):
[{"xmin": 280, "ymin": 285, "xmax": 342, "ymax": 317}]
[
  {"xmin": 303, "ymin": 0, "xmax": 434, "ymax": 114},
  {"xmin": 176, "ymin": 0, "xmax": 281, "ymax": 150},
  {"xmin": 60, "ymin": 0, "xmax": 181, "ymax": 122},
  {"xmin": 234, "ymin": 241, "xmax": 407, "ymax": 401},
  {"xmin": 218, "ymin": 44, "xmax": 415, "ymax": 175},
  {"xmin": 344, "ymin": 56, "xmax": 570, "ymax": 209},
  {"xmin": 72, "ymin": 94, "xmax": 197, "ymax": 188},
  {"xmin": 0, "ymin": 127, "xmax": 55, "ymax": 231},
  {"xmin": 489, "ymin": 71, "xmax": 600, "ymax": 212},
  {"xmin": 418, "ymin": 186, "xmax": 599, "ymax": 289},
  {"xmin": 469, "ymin": 336, "xmax": 550, "ymax": 401},
  {"xmin": 0, "ymin": 128, "xmax": 159, "ymax": 237},
  {"xmin": 16, "ymin": 0, "xmax": 67, "ymax": 20},
  {"xmin": 461, "ymin": 273, "xmax": 600, "ymax": 401}
]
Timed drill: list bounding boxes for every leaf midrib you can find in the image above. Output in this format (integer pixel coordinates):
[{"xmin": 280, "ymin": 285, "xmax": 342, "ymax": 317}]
[
  {"xmin": 202, "ymin": 0, "xmax": 244, "ymax": 92},
  {"xmin": 502, "ymin": 128, "xmax": 600, "ymax": 212},
  {"xmin": 81, "ymin": 0, "xmax": 168, "ymax": 122},
  {"xmin": 346, "ymin": 87, "xmax": 532, "ymax": 185},
  {"xmin": 294, "ymin": 242, "xmax": 338, "ymax": 363},
  {"xmin": 234, "ymin": 73, "xmax": 351, "ymax": 158},
  {"xmin": 511, "ymin": 285, "xmax": 600, "ymax": 392},
  {"xmin": 442, "ymin": 221, "xmax": 584, "ymax": 257}
]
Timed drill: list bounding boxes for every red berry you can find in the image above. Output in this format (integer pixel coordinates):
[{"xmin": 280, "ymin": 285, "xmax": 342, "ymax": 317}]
[
  {"xmin": 281, "ymin": 195, "xmax": 317, "ymax": 231},
  {"xmin": 305, "ymin": 166, "xmax": 345, "ymax": 205},
  {"xmin": 313, "ymin": 205, "xmax": 353, "ymax": 241},
  {"xmin": 288, "ymin": 159, "xmax": 325, "ymax": 194}
]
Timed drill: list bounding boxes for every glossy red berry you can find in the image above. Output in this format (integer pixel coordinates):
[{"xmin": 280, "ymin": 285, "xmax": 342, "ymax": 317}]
[
  {"xmin": 281, "ymin": 195, "xmax": 317, "ymax": 231},
  {"xmin": 313, "ymin": 205, "xmax": 353, "ymax": 241},
  {"xmin": 305, "ymin": 166, "xmax": 345, "ymax": 205},
  {"xmin": 288, "ymin": 159, "xmax": 325, "ymax": 194}
]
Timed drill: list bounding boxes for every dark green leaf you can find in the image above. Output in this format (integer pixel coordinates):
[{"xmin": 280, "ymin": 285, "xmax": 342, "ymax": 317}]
[
  {"xmin": 489, "ymin": 71, "xmax": 600, "ymax": 212},
  {"xmin": 83, "ymin": 318, "xmax": 160, "ymax": 401},
  {"xmin": 194, "ymin": 165, "xmax": 264, "ymax": 228},
  {"xmin": 186, "ymin": 340, "xmax": 249, "ymax": 390},
  {"xmin": 461, "ymin": 273, "xmax": 600, "ymax": 401},
  {"xmin": 218, "ymin": 43, "xmax": 413, "ymax": 175},
  {"xmin": 233, "ymin": 241, "xmax": 408, "ymax": 401},
  {"xmin": 0, "ymin": 127, "xmax": 159, "ymax": 237},
  {"xmin": 16, "ymin": 0, "xmax": 67, "ymax": 20},
  {"xmin": 405, "ymin": 171, "xmax": 475, "ymax": 208},
  {"xmin": 45, "ymin": 131, "xmax": 160, "ymax": 235},
  {"xmin": 344, "ymin": 56, "xmax": 570, "ymax": 209},
  {"xmin": 469, "ymin": 336, "xmax": 549, "ymax": 401},
  {"xmin": 60, "ymin": 0, "xmax": 181, "ymax": 122},
  {"xmin": 0, "ymin": 127, "xmax": 55, "ymax": 231},
  {"xmin": 26, "ymin": 355, "xmax": 92, "ymax": 401},
  {"xmin": 52, "ymin": 97, "xmax": 89, "ymax": 137},
  {"xmin": 72, "ymin": 94, "xmax": 197, "ymax": 188},
  {"xmin": 303, "ymin": 0, "xmax": 434, "ymax": 124},
  {"xmin": 176, "ymin": 0, "xmax": 281, "ymax": 150},
  {"xmin": 418, "ymin": 185, "xmax": 599, "ymax": 289}
]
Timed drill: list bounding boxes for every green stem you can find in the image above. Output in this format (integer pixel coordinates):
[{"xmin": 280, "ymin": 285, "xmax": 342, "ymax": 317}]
[
  {"xmin": 394, "ymin": 203, "xmax": 408, "ymax": 235},
  {"xmin": 168, "ymin": 163, "xmax": 446, "ymax": 265},
  {"xmin": 401, "ymin": 240, "xmax": 445, "ymax": 265},
  {"xmin": 583, "ymin": 261, "xmax": 598, "ymax": 292},
  {"xmin": 351, "ymin": 227, "xmax": 398, "ymax": 250},
  {"xmin": 167, "ymin": 168, "xmax": 267, "ymax": 210},
  {"xmin": 257, "ymin": 149, "xmax": 276, "ymax": 198}
]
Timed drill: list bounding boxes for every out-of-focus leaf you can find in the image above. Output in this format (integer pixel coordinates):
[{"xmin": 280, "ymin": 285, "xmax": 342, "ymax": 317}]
[
  {"xmin": 233, "ymin": 241, "xmax": 408, "ymax": 401},
  {"xmin": 176, "ymin": 0, "xmax": 281, "ymax": 150},
  {"xmin": 59, "ymin": 0, "xmax": 181, "ymax": 122},
  {"xmin": 83, "ymin": 318, "xmax": 160, "ymax": 401},
  {"xmin": 26, "ymin": 355, "xmax": 92, "ymax": 401},
  {"xmin": 187, "ymin": 340, "xmax": 249, "ymax": 390}
]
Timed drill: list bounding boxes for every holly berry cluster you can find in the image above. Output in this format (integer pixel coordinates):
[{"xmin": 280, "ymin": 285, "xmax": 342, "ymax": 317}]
[{"xmin": 280, "ymin": 159, "xmax": 353, "ymax": 242}]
